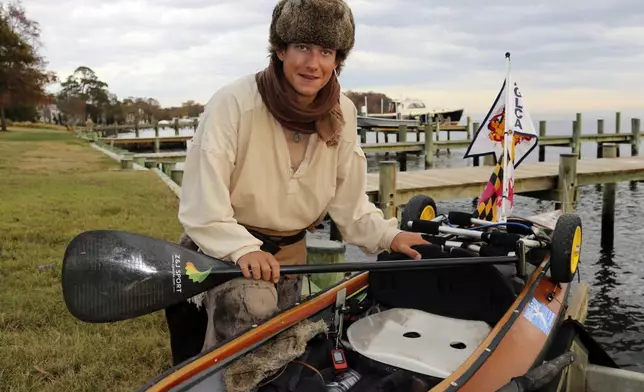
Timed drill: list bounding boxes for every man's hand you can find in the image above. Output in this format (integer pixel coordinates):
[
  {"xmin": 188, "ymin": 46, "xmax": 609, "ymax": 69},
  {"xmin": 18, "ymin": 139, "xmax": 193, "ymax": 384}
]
[
  {"xmin": 390, "ymin": 232, "xmax": 430, "ymax": 260},
  {"xmin": 237, "ymin": 251, "xmax": 281, "ymax": 283}
]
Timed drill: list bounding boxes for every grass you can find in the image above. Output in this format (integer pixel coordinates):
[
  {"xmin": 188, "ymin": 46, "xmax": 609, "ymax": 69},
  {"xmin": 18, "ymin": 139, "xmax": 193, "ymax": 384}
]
[{"xmin": 0, "ymin": 126, "xmax": 184, "ymax": 391}]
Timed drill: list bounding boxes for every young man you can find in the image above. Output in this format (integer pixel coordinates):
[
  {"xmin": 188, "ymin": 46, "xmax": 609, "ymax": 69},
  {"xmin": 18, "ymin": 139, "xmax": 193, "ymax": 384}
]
[{"xmin": 166, "ymin": 0, "xmax": 429, "ymax": 365}]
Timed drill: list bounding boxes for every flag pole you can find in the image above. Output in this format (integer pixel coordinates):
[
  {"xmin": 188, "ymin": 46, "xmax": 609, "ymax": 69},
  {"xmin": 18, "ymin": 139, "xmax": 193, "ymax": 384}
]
[{"xmin": 500, "ymin": 52, "xmax": 512, "ymax": 223}]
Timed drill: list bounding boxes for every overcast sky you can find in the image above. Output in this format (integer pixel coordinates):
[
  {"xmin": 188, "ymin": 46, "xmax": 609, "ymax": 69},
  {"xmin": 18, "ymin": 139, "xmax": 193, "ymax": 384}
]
[{"xmin": 22, "ymin": 0, "xmax": 644, "ymax": 119}]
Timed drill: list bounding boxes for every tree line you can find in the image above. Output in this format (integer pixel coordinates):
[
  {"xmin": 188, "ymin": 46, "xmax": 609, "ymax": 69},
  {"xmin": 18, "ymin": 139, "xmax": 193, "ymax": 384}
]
[
  {"xmin": 0, "ymin": 2, "xmax": 206, "ymax": 131},
  {"xmin": 54, "ymin": 65, "xmax": 205, "ymax": 126},
  {"xmin": 1, "ymin": 1, "xmax": 396, "ymax": 132}
]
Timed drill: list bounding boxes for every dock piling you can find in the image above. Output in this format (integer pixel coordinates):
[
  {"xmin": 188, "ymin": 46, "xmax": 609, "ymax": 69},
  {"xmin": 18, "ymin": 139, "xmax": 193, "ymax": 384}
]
[
  {"xmin": 424, "ymin": 123, "xmax": 434, "ymax": 168},
  {"xmin": 170, "ymin": 169, "xmax": 184, "ymax": 186},
  {"xmin": 133, "ymin": 156, "xmax": 146, "ymax": 167},
  {"xmin": 631, "ymin": 118, "xmax": 640, "ymax": 157},
  {"xmin": 120, "ymin": 155, "xmax": 134, "ymax": 170},
  {"xmin": 379, "ymin": 161, "xmax": 397, "ymax": 219},
  {"xmin": 472, "ymin": 122, "xmax": 480, "ymax": 166},
  {"xmin": 597, "ymin": 119, "xmax": 604, "ymax": 158},
  {"xmin": 435, "ymin": 121, "xmax": 441, "ymax": 156},
  {"xmin": 601, "ymin": 144, "xmax": 617, "ymax": 249},
  {"xmin": 557, "ymin": 153, "xmax": 578, "ymax": 213},
  {"xmin": 572, "ymin": 114, "xmax": 582, "ymax": 158},
  {"xmin": 161, "ymin": 161, "xmax": 176, "ymax": 176},
  {"xmin": 398, "ymin": 124, "xmax": 408, "ymax": 171},
  {"xmin": 539, "ymin": 120, "xmax": 547, "ymax": 162}
]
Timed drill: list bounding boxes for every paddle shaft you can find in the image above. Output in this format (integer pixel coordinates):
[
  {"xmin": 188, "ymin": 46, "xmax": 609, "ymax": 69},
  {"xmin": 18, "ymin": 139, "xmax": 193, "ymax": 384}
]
[{"xmin": 214, "ymin": 255, "xmax": 519, "ymax": 276}]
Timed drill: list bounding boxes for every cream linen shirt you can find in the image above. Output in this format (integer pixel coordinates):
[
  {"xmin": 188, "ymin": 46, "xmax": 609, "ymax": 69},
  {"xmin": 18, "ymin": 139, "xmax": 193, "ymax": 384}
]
[{"xmin": 177, "ymin": 74, "xmax": 401, "ymax": 263}]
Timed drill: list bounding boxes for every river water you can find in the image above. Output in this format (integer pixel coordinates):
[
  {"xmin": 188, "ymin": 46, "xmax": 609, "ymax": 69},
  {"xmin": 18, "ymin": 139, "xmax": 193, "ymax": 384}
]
[{"xmin": 120, "ymin": 115, "xmax": 644, "ymax": 371}]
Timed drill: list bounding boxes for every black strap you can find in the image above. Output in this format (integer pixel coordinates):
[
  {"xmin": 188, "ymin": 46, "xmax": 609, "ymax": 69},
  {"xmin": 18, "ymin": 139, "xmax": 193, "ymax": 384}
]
[{"xmin": 246, "ymin": 229, "xmax": 307, "ymax": 255}]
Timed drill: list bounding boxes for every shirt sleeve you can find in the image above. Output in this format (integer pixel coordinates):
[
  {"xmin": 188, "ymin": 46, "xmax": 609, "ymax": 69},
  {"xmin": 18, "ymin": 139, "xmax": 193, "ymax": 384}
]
[
  {"xmin": 326, "ymin": 119, "xmax": 402, "ymax": 255},
  {"xmin": 177, "ymin": 87, "xmax": 262, "ymax": 263}
]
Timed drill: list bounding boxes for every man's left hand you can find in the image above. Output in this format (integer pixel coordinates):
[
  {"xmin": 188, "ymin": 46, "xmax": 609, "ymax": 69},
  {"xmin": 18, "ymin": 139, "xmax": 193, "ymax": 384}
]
[{"xmin": 390, "ymin": 232, "xmax": 431, "ymax": 260}]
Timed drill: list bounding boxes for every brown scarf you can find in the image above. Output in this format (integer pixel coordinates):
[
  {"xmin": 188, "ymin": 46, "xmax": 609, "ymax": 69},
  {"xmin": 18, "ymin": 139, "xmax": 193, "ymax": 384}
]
[{"xmin": 255, "ymin": 60, "xmax": 345, "ymax": 147}]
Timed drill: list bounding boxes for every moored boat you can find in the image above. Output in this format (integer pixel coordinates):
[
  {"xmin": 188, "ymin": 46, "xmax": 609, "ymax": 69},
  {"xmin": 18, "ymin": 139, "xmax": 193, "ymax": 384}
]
[
  {"xmin": 132, "ymin": 196, "xmax": 599, "ymax": 392},
  {"xmin": 365, "ymin": 98, "xmax": 465, "ymax": 126},
  {"xmin": 357, "ymin": 115, "xmax": 419, "ymax": 129}
]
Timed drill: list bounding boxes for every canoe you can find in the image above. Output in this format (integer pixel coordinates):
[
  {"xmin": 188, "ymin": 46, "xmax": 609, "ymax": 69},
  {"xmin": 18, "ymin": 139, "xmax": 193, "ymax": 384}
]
[{"xmin": 135, "ymin": 195, "xmax": 590, "ymax": 392}]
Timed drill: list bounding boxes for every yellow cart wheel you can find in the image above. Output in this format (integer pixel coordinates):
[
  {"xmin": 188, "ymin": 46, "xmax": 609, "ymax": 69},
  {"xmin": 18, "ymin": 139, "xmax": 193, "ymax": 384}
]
[
  {"xmin": 401, "ymin": 195, "xmax": 438, "ymax": 231},
  {"xmin": 550, "ymin": 214, "xmax": 582, "ymax": 283}
]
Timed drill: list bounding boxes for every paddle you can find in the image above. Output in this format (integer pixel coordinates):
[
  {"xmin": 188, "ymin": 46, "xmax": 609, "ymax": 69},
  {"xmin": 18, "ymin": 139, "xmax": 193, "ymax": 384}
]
[{"xmin": 61, "ymin": 230, "xmax": 518, "ymax": 323}]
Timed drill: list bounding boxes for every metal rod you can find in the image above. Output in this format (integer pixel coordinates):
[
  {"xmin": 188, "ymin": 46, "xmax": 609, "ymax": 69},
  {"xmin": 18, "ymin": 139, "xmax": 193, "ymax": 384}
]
[{"xmin": 444, "ymin": 241, "xmax": 481, "ymax": 253}]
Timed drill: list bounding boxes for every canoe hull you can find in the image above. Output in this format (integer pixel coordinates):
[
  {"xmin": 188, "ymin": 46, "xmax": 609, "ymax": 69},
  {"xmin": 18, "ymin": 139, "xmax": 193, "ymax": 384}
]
[{"xmin": 139, "ymin": 211, "xmax": 582, "ymax": 392}]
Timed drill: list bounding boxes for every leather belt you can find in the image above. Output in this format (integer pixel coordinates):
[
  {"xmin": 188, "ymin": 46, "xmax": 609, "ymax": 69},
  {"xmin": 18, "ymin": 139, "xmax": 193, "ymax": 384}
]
[{"xmin": 246, "ymin": 228, "xmax": 307, "ymax": 255}]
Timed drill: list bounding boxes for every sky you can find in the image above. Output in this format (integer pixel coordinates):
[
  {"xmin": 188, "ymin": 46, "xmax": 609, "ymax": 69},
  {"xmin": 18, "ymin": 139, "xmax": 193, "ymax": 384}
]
[{"xmin": 20, "ymin": 0, "xmax": 644, "ymax": 120}]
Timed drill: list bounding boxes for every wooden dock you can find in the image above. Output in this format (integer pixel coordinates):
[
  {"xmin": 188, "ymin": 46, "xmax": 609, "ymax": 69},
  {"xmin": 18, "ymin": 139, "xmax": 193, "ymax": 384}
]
[
  {"xmin": 86, "ymin": 112, "xmax": 640, "ymax": 171},
  {"xmin": 364, "ymin": 154, "xmax": 644, "ymax": 205}
]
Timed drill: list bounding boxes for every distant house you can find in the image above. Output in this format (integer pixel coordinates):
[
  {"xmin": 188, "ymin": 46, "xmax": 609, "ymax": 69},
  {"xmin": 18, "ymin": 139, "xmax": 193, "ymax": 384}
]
[{"xmin": 37, "ymin": 104, "xmax": 62, "ymax": 123}]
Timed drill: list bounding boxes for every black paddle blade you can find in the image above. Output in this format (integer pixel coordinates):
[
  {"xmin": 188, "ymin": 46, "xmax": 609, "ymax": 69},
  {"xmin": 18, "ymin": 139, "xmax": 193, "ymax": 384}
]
[{"xmin": 62, "ymin": 230, "xmax": 239, "ymax": 323}]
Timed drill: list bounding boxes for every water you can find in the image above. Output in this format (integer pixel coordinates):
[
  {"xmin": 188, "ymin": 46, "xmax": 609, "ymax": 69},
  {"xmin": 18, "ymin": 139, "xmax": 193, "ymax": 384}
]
[{"xmin": 125, "ymin": 116, "xmax": 644, "ymax": 371}]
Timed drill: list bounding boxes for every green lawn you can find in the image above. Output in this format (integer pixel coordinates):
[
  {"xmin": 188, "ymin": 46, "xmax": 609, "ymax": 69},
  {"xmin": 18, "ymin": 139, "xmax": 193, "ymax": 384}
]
[{"xmin": 0, "ymin": 127, "xmax": 184, "ymax": 391}]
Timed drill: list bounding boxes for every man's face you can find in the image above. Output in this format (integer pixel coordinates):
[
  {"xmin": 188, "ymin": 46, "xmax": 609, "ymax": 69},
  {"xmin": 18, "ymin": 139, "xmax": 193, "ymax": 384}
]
[{"xmin": 278, "ymin": 43, "xmax": 338, "ymax": 104}]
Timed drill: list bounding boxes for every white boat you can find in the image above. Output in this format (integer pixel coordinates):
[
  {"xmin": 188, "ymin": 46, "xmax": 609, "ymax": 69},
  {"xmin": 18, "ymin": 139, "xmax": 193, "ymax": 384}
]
[{"xmin": 366, "ymin": 98, "xmax": 464, "ymax": 126}]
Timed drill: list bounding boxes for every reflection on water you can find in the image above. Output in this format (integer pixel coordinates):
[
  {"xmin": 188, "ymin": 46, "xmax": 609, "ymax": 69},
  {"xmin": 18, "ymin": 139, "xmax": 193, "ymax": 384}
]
[
  {"xmin": 576, "ymin": 180, "xmax": 644, "ymax": 372},
  {"xmin": 585, "ymin": 248, "xmax": 644, "ymax": 371}
]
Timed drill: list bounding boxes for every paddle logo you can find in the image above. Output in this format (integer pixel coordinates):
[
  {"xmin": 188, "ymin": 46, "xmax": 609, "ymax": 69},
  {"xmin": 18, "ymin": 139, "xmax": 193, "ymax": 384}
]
[
  {"xmin": 172, "ymin": 254, "xmax": 183, "ymax": 293},
  {"xmin": 185, "ymin": 262, "xmax": 212, "ymax": 283},
  {"xmin": 171, "ymin": 254, "xmax": 212, "ymax": 292}
]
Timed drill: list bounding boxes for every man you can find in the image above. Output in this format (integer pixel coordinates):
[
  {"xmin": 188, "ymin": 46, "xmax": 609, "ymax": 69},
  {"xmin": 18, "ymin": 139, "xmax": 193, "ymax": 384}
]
[{"xmin": 166, "ymin": 0, "xmax": 429, "ymax": 366}]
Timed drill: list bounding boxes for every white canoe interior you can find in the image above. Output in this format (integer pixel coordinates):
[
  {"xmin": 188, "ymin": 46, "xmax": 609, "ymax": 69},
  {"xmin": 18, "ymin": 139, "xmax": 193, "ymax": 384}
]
[{"xmin": 346, "ymin": 308, "xmax": 492, "ymax": 378}]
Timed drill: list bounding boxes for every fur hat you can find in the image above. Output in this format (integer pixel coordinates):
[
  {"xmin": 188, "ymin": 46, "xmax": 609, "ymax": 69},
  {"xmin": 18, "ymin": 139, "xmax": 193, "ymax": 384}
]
[{"xmin": 269, "ymin": 0, "xmax": 355, "ymax": 56}]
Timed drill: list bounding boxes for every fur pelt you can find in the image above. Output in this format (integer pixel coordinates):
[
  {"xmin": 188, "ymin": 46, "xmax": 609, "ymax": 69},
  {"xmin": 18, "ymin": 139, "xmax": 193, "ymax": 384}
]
[
  {"xmin": 270, "ymin": 0, "xmax": 355, "ymax": 54},
  {"xmin": 223, "ymin": 318, "xmax": 328, "ymax": 392}
]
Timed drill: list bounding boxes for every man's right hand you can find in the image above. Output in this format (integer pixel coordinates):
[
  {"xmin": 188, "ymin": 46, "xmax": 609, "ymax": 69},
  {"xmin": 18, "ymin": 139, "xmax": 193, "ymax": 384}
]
[{"xmin": 237, "ymin": 251, "xmax": 280, "ymax": 283}]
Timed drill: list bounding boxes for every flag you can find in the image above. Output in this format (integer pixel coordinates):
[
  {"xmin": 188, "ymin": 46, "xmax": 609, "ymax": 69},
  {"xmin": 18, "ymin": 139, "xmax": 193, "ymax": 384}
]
[
  {"xmin": 465, "ymin": 75, "xmax": 538, "ymax": 222},
  {"xmin": 473, "ymin": 149, "xmax": 514, "ymax": 222},
  {"xmin": 464, "ymin": 79, "xmax": 538, "ymax": 169}
]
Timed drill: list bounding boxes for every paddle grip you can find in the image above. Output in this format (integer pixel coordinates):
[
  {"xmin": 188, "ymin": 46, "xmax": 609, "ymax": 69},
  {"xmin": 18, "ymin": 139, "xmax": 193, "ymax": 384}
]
[
  {"xmin": 481, "ymin": 232, "xmax": 521, "ymax": 247},
  {"xmin": 405, "ymin": 220, "xmax": 440, "ymax": 235},
  {"xmin": 448, "ymin": 211, "xmax": 474, "ymax": 227}
]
